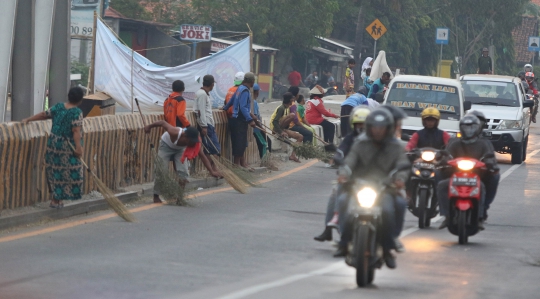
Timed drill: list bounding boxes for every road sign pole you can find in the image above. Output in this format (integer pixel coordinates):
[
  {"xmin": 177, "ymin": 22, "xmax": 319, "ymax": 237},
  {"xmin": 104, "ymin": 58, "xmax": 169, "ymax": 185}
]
[
  {"xmin": 439, "ymin": 44, "xmax": 443, "ymax": 77},
  {"xmin": 191, "ymin": 42, "xmax": 197, "ymax": 61},
  {"xmin": 374, "ymin": 40, "xmax": 377, "ymax": 58}
]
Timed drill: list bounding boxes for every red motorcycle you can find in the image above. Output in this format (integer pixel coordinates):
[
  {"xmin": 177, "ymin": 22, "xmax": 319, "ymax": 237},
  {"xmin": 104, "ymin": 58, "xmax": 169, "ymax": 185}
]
[{"xmin": 444, "ymin": 155, "xmax": 492, "ymax": 244}]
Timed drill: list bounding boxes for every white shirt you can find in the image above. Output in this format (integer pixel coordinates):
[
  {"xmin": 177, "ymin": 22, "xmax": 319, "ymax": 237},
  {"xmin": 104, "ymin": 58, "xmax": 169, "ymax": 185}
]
[
  {"xmin": 161, "ymin": 128, "xmax": 185, "ymax": 150},
  {"xmin": 194, "ymin": 89, "xmax": 214, "ymax": 127}
]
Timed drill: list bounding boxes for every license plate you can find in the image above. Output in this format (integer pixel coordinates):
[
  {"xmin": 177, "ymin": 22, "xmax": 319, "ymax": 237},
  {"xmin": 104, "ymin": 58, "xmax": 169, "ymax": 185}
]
[
  {"xmin": 415, "ymin": 162, "xmax": 435, "ymax": 169},
  {"xmin": 483, "ymin": 131, "xmax": 492, "ymax": 138},
  {"xmin": 452, "ymin": 177, "xmax": 477, "ymax": 186}
]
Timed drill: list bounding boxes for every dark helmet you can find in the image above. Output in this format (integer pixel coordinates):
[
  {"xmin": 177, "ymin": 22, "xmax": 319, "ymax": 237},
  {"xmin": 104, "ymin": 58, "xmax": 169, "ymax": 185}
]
[
  {"xmin": 467, "ymin": 110, "xmax": 486, "ymax": 135},
  {"xmin": 459, "ymin": 114, "xmax": 481, "ymax": 144},
  {"xmin": 357, "ymin": 86, "xmax": 369, "ymax": 96},
  {"xmin": 365, "ymin": 108, "xmax": 395, "ymax": 140},
  {"xmin": 380, "ymin": 105, "xmax": 407, "ymax": 122},
  {"xmin": 518, "ymin": 71, "xmax": 526, "ymax": 79}
]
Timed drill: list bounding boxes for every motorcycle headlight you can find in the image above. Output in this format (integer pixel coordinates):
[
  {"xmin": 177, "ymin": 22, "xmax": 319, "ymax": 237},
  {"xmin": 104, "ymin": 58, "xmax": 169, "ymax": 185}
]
[
  {"xmin": 497, "ymin": 120, "xmax": 522, "ymax": 130},
  {"xmin": 357, "ymin": 187, "xmax": 377, "ymax": 208},
  {"xmin": 457, "ymin": 160, "xmax": 475, "ymax": 171},
  {"xmin": 421, "ymin": 151, "xmax": 436, "ymax": 162}
]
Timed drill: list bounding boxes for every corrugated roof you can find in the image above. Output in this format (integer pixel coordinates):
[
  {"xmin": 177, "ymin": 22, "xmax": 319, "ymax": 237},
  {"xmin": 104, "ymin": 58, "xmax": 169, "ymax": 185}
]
[
  {"xmin": 512, "ymin": 16, "xmax": 538, "ymax": 64},
  {"xmin": 315, "ymin": 36, "xmax": 353, "ymax": 50}
]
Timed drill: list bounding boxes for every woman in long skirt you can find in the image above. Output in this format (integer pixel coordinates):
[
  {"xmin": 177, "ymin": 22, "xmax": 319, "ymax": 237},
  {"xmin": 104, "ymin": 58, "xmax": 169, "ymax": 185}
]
[{"xmin": 23, "ymin": 87, "xmax": 85, "ymax": 208}]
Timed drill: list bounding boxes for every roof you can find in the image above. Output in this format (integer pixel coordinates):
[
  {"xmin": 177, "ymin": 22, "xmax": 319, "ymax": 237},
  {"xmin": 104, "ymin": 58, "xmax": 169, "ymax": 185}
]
[
  {"xmin": 210, "ymin": 37, "xmax": 278, "ymax": 52},
  {"xmin": 532, "ymin": 0, "xmax": 540, "ymax": 5},
  {"xmin": 312, "ymin": 46, "xmax": 350, "ymax": 59},
  {"xmin": 512, "ymin": 16, "xmax": 538, "ymax": 64},
  {"xmin": 460, "ymin": 74, "xmax": 519, "ymax": 83},
  {"xmin": 315, "ymin": 36, "xmax": 353, "ymax": 50},
  {"xmin": 104, "ymin": 7, "xmax": 173, "ymax": 27},
  {"xmin": 391, "ymin": 75, "xmax": 462, "ymax": 87}
]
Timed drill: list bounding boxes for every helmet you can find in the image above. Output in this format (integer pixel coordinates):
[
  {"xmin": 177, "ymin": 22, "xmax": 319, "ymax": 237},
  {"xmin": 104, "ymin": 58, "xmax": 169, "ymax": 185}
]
[
  {"xmin": 526, "ymin": 72, "xmax": 535, "ymax": 78},
  {"xmin": 518, "ymin": 71, "xmax": 526, "ymax": 78},
  {"xmin": 380, "ymin": 105, "xmax": 407, "ymax": 122},
  {"xmin": 459, "ymin": 114, "xmax": 481, "ymax": 144},
  {"xmin": 525, "ymin": 64, "xmax": 533, "ymax": 72},
  {"xmin": 467, "ymin": 110, "xmax": 486, "ymax": 134},
  {"xmin": 365, "ymin": 108, "xmax": 395, "ymax": 141},
  {"xmin": 421, "ymin": 107, "xmax": 440, "ymax": 120},
  {"xmin": 350, "ymin": 106, "xmax": 371, "ymax": 129},
  {"xmin": 357, "ymin": 86, "xmax": 369, "ymax": 96}
]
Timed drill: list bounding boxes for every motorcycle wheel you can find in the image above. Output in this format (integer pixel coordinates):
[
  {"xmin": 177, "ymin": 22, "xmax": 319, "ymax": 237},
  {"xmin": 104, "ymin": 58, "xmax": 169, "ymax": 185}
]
[
  {"xmin": 458, "ymin": 210, "xmax": 468, "ymax": 245},
  {"xmin": 355, "ymin": 225, "xmax": 373, "ymax": 287},
  {"xmin": 418, "ymin": 189, "xmax": 428, "ymax": 229}
]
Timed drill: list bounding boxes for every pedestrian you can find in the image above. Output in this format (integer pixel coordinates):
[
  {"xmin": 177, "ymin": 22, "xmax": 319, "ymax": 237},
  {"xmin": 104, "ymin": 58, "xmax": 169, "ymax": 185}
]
[
  {"xmin": 194, "ymin": 74, "xmax": 221, "ymax": 172},
  {"xmin": 477, "ymin": 47, "xmax": 492, "ymax": 75},
  {"xmin": 144, "ymin": 121, "xmax": 221, "ymax": 203},
  {"xmin": 224, "ymin": 72, "xmax": 245, "ymax": 118},
  {"xmin": 288, "ymin": 68, "xmax": 304, "ymax": 87},
  {"xmin": 287, "ymin": 86, "xmax": 314, "ymax": 144},
  {"xmin": 367, "ymin": 71, "xmax": 391, "ymax": 99},
  {"xmin": 222, "ymin": 72, "xmax": 258, "ymax": 168},
  {"xmin": 327, "ymin": 71, "xmax": 336, "ymax": 87},
  {"xmin": 344, "ymin": 59, "xmax": 356, "ymax": 97},
  {"xmin": 252, "ymin": 83, "xmax": 272, "ymax": 158},
  {"xmin": 305, "ymin": 71, "xmax": 318, "ymax": 89},
  {"xmin": 22, "ymin": 87, "xmax": 86, "ymax": 208},
  {"xmin": 319, "ymin": 70, "xmax": 329, "ymax": 88},
  {"xmin": 361, "ymin": 57, "xmax": 373, "ymax": 80},
  {"xmin": 364, "ymin": 68, "xmax": 373, "ymax": 91},
  {"xmin": 296, "ymin": 95, "xmax": 317, "ymax": 145},
  {"xmin": 164, "ymin": 80, "xmax": 190, "ymax": 128},
  {"xmin": 270, "ymin": 92, "xmax": 302, "ymax": 162},
  {"xmin": 305, "ymin": 85, "xmax": 339, "ymax": 143},
  {"xmin": 340, "ymin": 90, "xmax": 368, "ymax": 136}
]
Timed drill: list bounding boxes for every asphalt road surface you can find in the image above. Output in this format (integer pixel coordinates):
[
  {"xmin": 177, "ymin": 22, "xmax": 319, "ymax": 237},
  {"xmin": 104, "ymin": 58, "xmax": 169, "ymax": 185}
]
[{"xmin": 0, "ymin": 127, "xmax": 540, "ymax": 299}]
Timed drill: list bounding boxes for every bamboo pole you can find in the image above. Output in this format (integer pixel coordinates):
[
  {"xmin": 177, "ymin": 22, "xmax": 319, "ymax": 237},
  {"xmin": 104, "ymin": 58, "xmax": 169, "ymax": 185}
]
[
  {"xmin": 131, "ymin": 48, "xmax": 134, "ymax": 113},
  {"xmin": 87, "ymin": 11, "xmax": 98, "ymax": 96}
]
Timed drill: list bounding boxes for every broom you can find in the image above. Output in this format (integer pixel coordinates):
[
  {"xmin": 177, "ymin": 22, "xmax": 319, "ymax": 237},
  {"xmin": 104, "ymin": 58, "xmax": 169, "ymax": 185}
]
[
  {"xmin": 135, "ymin": 98, "xmax": 188, "ymax": 205},
  {"xmin": 259, "ymin": 122, "xmax": 336, "ymax": 152},
  {"xmin": 65, "ymin": 139, "xmax": 135, "ymax": 222},
  {"xmin": 201, "ymin": 141, "xmax": 249, "ymax": 194}
]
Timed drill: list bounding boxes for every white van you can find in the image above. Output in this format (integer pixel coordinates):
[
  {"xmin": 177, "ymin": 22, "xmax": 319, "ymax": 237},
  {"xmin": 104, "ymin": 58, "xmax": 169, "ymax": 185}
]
[{"xmin": 383, "ymin": 75, "xmax": 471, "ymax": 138}]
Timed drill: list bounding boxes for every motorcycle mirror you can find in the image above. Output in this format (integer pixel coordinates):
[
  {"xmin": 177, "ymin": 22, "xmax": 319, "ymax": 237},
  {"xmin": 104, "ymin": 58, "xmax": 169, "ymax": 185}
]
[
  {"xmin": 523, "ymin": 100, "xmax": 535, "ymax": 108},
  {"xmin": 401, "ymin": 134, "xmax": 411, "ymax": 142},
  {"xmin": 463, "ymin": 100, "xmax": 472, "ymax": 111}
]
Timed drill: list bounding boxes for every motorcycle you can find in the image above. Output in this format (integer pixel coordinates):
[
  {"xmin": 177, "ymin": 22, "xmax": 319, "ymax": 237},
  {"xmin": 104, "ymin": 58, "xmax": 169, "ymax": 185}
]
[
  {"xmin": 442, "ymin": 154, "xmax": 493, "ymax": 244},
  {"xmin": 407, "ymin": 148, "xmax": 439, "ymax": 228},
  {"xmin": 323, "ymin": 86, "xmax": 338, "ymax": 97},
  {"xmin": 345, "ymin": 163, "xmax": 410, "ymax": 287}
]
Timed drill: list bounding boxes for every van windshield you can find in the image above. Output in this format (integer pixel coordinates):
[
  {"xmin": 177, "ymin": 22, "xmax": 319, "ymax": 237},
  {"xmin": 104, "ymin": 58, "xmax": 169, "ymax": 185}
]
[
  {"xmin": 461, "ymin": 80, "xmax": 519, "ymax": 107},
  {"xmin": 386, "ymin": 82, "xmax": 461, "ymax": 120}
]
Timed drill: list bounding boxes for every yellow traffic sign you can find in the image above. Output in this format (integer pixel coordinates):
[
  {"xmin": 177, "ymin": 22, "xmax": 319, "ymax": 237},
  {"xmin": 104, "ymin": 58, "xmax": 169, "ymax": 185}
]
[{"xmin": 366, "ymin": 19, "xmax": 387, "ymax": 40}]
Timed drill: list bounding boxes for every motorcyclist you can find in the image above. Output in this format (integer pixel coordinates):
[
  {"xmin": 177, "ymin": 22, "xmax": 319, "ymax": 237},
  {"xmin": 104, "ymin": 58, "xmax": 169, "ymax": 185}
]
[
  {"xmin": 405, "ymin": 107, "xmax": 450, "ymax": 152},
  {"xmin": 436, "ymin": 115, "xmax": 499, "ymax": 230},
  {"xmin": 526, "ymin": 72, "xmax": 539, "ymax": 123},
  {"xmin": 314, "ymin": 107, "xmax": 371, "ymax": 243},
  {"xmin": 518, "ymin": 71, "xmax": 529, "ymax": 93},
  {"xmin": 524, "ymin": 63, "xmax": 533, "ymax": 73},
  {"xmin": 336, "ymin": 108, "xmax": 409, "ymax": 269}
]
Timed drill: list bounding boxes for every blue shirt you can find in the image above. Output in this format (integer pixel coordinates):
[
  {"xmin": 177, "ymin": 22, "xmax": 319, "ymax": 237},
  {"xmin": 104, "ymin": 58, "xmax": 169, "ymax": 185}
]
[
  {"xmin": 253, "ymin": 101, "xmax": 261, "ymax": 133},
  {"xmin": 367, "ymin": 78, "xmax": 384, "ymax": 98},
  {"xmin": 223, "ymin": 85, "xmax": 253, "ymax": 122},
  {"xmin": 341, "ymin": 93, "xmax": 368, "ymax": 107},
  {"xmin": 364, "ymin": 76, "xmax": 372, "ymax": 90}
]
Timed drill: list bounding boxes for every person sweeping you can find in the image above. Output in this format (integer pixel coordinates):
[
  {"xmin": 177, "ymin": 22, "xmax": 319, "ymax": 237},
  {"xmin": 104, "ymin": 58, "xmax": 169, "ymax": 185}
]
[
  {"xmin": 22, "ymin": 87, "xmax": 85, "ymax": 209},
  {"xmin": 144, "ymin": 120, "xmax": 221, "ymax": 203}
]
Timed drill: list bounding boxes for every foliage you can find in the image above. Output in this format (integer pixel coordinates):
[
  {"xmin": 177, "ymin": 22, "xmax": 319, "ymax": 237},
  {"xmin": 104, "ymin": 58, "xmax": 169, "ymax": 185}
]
[
  {"xmin": 70, "ymin": 61, "xmax": 90, "ymax": 87},
  {"xmin": 110, "ymin": 0, "xmax": 151, "ymax": 20}
]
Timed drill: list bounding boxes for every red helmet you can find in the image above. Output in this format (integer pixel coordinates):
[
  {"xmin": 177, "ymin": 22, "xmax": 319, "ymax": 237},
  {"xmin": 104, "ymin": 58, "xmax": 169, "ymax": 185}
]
[{"xmin": 526, "ymin": 71, "xmax": 534, "ymax": 78}]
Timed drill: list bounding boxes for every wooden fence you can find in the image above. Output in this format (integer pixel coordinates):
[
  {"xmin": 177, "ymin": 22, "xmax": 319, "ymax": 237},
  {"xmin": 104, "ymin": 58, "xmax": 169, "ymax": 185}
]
[{"xmin": 0, "ymin": 110, "xmax": 259, "ymax": 210}]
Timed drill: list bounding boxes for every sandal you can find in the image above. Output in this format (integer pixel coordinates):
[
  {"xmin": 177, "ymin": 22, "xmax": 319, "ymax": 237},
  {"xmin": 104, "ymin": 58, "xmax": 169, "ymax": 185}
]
[{"xmin": 289, "ymin": 156, "xmax": 301, "ymax": 163}]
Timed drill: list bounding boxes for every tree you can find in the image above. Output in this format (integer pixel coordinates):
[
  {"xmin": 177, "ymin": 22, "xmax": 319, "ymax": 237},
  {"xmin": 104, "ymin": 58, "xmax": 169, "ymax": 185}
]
[{"xmin": 110, "ymin": 0, "xmax": 151, "ymax": 20}]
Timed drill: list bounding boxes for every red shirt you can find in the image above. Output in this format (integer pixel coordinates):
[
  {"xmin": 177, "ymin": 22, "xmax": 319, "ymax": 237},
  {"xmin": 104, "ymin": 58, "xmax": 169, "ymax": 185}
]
[
  {"xmin": 288, "ymin": 71, "xmax": 302, "ymax": 87},
  {"xmin": 305, "ymin": 97, "xmax": 338, "ymax": 125},
  {"xmin": 405, "ymin": 131, "xmax": 451, "ymax": 151}
]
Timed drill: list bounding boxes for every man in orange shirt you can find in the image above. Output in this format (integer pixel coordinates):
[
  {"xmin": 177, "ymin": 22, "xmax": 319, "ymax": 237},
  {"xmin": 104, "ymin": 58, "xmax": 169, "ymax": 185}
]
[
  {"xmin": 224, "ymin": 72, "xmax": 245, "ymax": 118},
  {"xmin": 164, "ymin": 80, "xmax": 190, "ymax": 127}
]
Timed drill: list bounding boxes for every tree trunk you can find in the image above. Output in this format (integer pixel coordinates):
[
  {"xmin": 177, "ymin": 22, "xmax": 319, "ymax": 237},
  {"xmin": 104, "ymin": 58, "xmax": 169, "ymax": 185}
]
[{"xmin": 353, "ymin": 3, "xmax": 364, "ymax": 91}]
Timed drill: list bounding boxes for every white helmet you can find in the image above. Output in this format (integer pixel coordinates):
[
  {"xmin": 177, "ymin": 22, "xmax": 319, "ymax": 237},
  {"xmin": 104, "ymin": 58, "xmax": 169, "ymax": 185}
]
[{"xmin": 524, "ymin": 64, "xmax": 533, "ymax": 73}]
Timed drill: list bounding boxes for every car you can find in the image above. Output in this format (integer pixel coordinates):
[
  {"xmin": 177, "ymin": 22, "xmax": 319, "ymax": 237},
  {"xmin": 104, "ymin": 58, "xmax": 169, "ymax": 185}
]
[
  {"xmin": 383, "ymin": 75, "xmax": 471, "ymax": 139},
  {"xmin": 460, "ymin": 75, "xmax": 535, "ymax": 164}
]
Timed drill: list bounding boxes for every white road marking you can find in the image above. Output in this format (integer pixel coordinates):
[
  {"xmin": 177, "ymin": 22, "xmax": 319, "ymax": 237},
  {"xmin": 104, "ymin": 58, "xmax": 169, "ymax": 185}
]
[{"xmin": 215, "ymin": 149, "xmax": 540, "ymax": 299}]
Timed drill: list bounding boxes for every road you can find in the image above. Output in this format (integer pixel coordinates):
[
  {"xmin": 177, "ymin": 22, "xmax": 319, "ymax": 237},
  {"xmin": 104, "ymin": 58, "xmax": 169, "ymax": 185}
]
[{"xmin": 0, "ymin": 128, "xmax": 540, "ymax": 299}]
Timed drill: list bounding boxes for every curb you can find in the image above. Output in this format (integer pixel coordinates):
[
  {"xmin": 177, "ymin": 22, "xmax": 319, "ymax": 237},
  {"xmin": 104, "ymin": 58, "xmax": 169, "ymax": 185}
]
[{"xmin": 0, "ymin": 168, "xmax": 268, "ymax": 231}]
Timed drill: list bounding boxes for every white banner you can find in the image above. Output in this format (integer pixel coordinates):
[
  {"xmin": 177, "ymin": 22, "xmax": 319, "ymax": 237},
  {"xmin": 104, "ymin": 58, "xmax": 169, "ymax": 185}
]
[{"xmin": 94, "ymin": 19, "xmax": 250, "ymax": 112}]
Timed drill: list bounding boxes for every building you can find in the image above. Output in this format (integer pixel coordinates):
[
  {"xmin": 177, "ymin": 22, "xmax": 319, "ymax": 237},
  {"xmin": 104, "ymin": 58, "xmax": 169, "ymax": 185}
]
[{"xmin": 512, "ymin": 16, "xmax": 539, "ymax": 67}]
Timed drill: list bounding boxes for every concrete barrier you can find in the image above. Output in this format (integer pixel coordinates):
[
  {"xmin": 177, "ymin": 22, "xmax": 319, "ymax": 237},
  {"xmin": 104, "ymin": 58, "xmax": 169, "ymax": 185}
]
[{"xmin": 0, "ymin": 110, "xmax": 259, "ymax": 209}]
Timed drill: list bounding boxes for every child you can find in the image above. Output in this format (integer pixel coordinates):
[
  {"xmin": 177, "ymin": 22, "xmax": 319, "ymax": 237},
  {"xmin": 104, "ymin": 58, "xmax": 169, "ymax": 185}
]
[
  {"xmin": 344, "ymin": 59, "xmax": 356, "ymax": 97},
  {"xmin": 296, "ymin": 95, "xmax": 317, "ymax": 145}
]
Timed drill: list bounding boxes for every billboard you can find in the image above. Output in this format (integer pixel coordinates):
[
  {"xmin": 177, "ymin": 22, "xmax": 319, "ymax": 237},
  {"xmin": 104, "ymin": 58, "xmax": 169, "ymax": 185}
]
[
  {"xmin": 179, "ymin": 24, "xmax": 212, "ymax": 42},
  {"xmin": 71, "ymin": 0, "xmax": 102, "ymax": 37}
]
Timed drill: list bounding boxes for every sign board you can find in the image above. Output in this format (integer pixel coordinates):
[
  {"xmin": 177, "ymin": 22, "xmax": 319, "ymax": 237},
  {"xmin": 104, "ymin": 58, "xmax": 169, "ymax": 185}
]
[
  {"xmin": 179, "ymin": 24, "xmax": 212, "ymax": 42},
  {"xmin": 365, "ymin": 19, "xmax": 387, "ymax": 40},
  {"xmin": 529, "ymin": 36, "xmax": 540, "ymax": 52},
  {"xmin": 71, "ymin": 0, "xmax": 102, "ymax": 37},
  {"xmin": 211, "ymin": 41, "xmax": 229, "ymax": 52},
  {"xmin": 436, "ymin": 28, "xmax": 449, "ymax": 45}
]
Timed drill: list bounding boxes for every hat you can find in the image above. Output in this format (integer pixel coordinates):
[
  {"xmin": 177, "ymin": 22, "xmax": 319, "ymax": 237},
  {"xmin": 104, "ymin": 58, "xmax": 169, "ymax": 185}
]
[
  {"xmin": 253, "ymin": 83, "xmax": 260, "ymax": 91},
  {"xmin": 244, "ymin": 72, "xmax": 256, "ymax": 82},
  {"xmin": 309, "ymin": 85, "xmax": 325, "ymax": 95},
  {"xmin": 482, "ymin": 47, "xmax": 489, "ymax": 52},
  {"xmin": 234, "ymin": 72, "xmax": 245, "ymax": 85},
  {"xmin": 203, "ymin": 74, "xmax": 215, "ymax": 84},
  {"xmin": 184, "ymin": 127, "xmax": 200, "ymax": 145}
]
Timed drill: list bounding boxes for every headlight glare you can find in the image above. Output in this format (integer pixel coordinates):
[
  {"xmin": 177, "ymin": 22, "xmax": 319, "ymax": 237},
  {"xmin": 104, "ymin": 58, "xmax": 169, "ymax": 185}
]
[
  {"xmin": 421, "ymin": 151, "xmax": 436, "ymax": 162},
  {"xmin": 357, "ymin": 187, "xmax": 377, "ymax": 208},
  {"xmin": 457, "ymin": 160, "xmax": 475, "ymax": 171}
]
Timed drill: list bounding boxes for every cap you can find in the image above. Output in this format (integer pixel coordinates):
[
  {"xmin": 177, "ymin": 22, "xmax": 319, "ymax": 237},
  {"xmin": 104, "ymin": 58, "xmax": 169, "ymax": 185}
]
[
  {"xmin": 244, "ymin": 72, "xmax": 256, "ymax": 82},
  {"xmin": 482, "ymin": 47, "xmax": 489, "ymax": 52},
  {"xmin": 234, "ymin": 72, "xmax": 245, "ymax": 85},
  {"xmin": 184, "ymin": 127, "xmax": 200, "ymax": 145},
  {"xmin": 253, "ymin": 83, "xmax": 260, "ymax": 91},
  {"xmin": 203, "ymin": 74, "xmax": 215, "ymax": 84},
  {"xmin": 309, "ymin": 85, "xmax": 324, "ymax": 95}
]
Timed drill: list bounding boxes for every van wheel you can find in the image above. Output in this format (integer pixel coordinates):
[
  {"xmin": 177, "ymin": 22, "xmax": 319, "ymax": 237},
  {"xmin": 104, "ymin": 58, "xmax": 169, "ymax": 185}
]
[
  {"xmin": 523, "ymin": 137, "xmax": 529, "ymax": 161},
  {"xmin": 511, "ymin": 142, "xmax": 523, "ymax": 164}
]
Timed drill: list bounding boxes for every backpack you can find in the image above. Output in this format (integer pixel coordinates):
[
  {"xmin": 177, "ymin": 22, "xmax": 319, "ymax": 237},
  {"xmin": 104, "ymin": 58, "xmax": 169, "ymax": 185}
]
[{"xmin": 164, "ymin": 95, "xmax": 185, "ymax": 127}]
